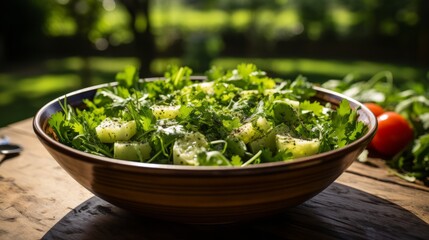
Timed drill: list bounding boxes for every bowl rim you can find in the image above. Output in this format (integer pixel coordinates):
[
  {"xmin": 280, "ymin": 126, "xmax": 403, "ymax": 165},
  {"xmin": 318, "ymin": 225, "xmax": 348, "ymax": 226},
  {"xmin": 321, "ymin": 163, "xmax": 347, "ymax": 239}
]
[{"xmin": 33, "ymin": 78, "xmax": 377, "ymax": 175}]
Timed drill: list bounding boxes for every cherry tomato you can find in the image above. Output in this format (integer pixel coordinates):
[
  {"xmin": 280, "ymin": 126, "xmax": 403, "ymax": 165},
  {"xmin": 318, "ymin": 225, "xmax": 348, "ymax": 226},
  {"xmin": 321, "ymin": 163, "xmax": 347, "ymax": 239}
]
[
  {"xmin": 369, "ymin": 112, "xmax": 413, "ymax": 157},
  {"xmin": 364, "ymin": 103, "xmax": 385, "ymax": 117}
]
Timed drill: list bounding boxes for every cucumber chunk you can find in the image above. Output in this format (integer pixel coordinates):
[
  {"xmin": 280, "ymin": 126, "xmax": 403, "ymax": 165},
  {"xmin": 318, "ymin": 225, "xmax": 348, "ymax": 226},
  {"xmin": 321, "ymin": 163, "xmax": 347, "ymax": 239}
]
[
  {"xmin": 151, "ymin": 105, "xmax": 180, "ymax": 119},
  {"xmin": 276, "ymin": 135, "xmax": 320, "ymax": 158},
  {"xmin": 248, "ymin": 124, "xmax": 290, "ymax": 154},
  {"xmin": 183, "ymin": 82, "xmax": 215, "ymax": 95},
  {"xmin": 96, "ymin": 118, "xmax": 136, "ymax": 143},
  {"xmin": 272, "ymin": 99, "xmax": 300, "ymax": 124},
  {"xmin": 226, "ymin": 136, "xmax": 247, "ymax": 157},
  {"xmin": 173, "ymin": 132, "xmax": 208, "ymax": 166},
  {"xmin": 240, "ymin": 89, "xmax": 292, "ymax": 97},
  {"xmin": 231, "ymin": 117, "xmax": 271, "ymax": 144},
  {"xmin": 114, "ymin": 141, "xmax": 152, "ymax": 161},
  {"xmin": 274, "ymin": 99, "xmax": 300, "ymax": 109},
  {"xmin": 195, "ymin": 82, "xmax": 215, "ymax": 94}
]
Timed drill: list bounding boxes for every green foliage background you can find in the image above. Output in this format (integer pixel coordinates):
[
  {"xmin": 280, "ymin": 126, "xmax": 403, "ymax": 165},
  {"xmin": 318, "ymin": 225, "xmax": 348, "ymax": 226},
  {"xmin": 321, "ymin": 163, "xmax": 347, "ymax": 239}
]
[{"xmin": 0, "ymin": 0, "xmax": 428, "ymax": 127}]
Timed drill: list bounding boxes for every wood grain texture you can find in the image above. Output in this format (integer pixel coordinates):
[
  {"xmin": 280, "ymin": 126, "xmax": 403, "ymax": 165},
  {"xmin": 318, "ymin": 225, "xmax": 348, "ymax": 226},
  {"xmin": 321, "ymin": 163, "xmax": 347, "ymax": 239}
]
[
  {"xmin": 1, "ymin": 118, "xmax": 428, "ymax": 240},
  {"xmin": 42, "ymin": 180, "xmax": 429, "ymax": 240},
  {"xmin": 347, "ymin": 154, "xmax": 429, "ymax": 190},
  {"xmin": 0, "ymin": 120, "xmax": 93, "ymax": 240}
]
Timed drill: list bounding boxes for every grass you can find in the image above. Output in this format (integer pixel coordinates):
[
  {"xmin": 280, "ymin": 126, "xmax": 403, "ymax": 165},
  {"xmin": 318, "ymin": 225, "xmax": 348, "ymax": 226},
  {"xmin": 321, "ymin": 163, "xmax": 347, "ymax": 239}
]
[
  {"xmin": 0, "ymin": 56, "xmax": 427, "ymax": 127},
  {"xmin": 0, "ymin": 57, "xmax": 139, "ymax": 127}
]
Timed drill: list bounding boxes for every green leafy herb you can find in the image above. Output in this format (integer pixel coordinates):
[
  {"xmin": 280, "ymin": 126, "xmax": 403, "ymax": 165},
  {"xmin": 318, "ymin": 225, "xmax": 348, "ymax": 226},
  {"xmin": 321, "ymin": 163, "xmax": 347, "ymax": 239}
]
[
  {"xmin": 323, "ymin": 71, "xmax": 429, "ymax": 184},
  {"xmin": 47, "ymin": 64, "xmax": 368, "ymax": 167}
]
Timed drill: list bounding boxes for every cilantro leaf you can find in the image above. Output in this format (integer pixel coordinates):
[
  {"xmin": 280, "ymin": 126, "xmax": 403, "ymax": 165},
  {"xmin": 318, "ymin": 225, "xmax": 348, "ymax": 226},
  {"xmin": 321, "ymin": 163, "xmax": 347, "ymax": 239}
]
[
  {"xmin": 116, "ymin": 65, "xmax": 139, "ymax": 88},
  {"xmin": 48, "ymin": 64, "xmax": 369, "ymax": 168},
  {"xmin": 48, "ymin": 111, "xmax": 67, "ymax": 142},
  {"xmin": 300, "ymin": 100, "xmax": 324, "ymax": 116}
]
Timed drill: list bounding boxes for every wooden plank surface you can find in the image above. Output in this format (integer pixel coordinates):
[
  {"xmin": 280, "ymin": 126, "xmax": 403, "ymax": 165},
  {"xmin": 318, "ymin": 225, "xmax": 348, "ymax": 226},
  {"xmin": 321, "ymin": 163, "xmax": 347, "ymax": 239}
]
[
  {"xmin": 41, "ymin": 177, "xmax": 429, "ymax": 240},
  {"xmin": 1, "ymin": 118, "xmax": 428, "ymax": 240},
  {"xmin": 0, "ymin": 119, "xmax": 93, "ymax": 240}
]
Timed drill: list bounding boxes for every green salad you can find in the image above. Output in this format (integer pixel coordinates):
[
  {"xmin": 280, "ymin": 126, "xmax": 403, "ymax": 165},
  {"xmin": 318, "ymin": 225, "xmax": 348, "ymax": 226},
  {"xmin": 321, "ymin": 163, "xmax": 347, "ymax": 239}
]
[{"xmin": 48, "ymin": 64, "xmax": 367, "ymax": 166}]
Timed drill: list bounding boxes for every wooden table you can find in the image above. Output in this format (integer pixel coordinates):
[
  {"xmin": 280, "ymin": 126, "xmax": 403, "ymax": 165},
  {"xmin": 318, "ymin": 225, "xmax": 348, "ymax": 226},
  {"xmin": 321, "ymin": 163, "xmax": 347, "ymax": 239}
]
[{"xmin": 1, "ymin": 118, "xmax": 428, "ymax": 240}]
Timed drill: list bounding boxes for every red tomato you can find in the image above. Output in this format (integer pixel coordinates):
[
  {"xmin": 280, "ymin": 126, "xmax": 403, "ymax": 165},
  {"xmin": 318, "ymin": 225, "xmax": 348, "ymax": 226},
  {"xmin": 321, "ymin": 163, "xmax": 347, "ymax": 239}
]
[
  {"xmin": 364, "ymin": 103, "xmax": 385, "ymax": 117},
  {"xmin": 369, "ymin": 112, "xmax": 413, "ymax": 157}
]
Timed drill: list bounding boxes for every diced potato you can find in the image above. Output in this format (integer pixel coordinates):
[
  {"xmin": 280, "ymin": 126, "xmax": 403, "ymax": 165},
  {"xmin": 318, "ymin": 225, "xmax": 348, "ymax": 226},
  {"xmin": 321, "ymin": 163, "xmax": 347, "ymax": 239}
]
[{"xmin": 96, "ymin": 118, "xmax": 136, "ymax": 143}]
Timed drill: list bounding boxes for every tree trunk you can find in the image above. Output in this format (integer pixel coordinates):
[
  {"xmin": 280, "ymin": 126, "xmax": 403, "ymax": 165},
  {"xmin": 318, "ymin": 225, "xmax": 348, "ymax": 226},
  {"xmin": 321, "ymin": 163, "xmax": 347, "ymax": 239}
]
[
  {"xmin": 120, "ymin": 0, "xmax": 155, "ymax": 77},
  {"xmin": 417, "ymin": 0, "xmax": 429, "ymax": 67}
]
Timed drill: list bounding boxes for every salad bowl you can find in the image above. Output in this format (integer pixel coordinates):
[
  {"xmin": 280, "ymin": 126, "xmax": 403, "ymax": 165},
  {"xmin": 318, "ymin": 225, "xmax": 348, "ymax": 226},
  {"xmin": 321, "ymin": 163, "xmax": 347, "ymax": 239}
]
[{"xmin": 33, "ymin": 78, "xmax": 377, "ymax": 224}]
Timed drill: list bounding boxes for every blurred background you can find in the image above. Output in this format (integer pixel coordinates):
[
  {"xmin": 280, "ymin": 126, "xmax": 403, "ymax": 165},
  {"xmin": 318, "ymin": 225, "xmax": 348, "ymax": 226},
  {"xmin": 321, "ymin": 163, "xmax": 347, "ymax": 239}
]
[{"xmin": 1, "ymin": 0, "xmax": 428, "ymax": 127}]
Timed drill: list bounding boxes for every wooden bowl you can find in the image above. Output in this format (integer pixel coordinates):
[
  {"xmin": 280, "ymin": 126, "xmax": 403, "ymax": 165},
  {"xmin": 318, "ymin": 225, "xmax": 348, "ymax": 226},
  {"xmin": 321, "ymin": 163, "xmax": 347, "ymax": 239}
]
[{"xmin": 33, "ymin": 80, "xmax": 377, "ymax": 224}]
